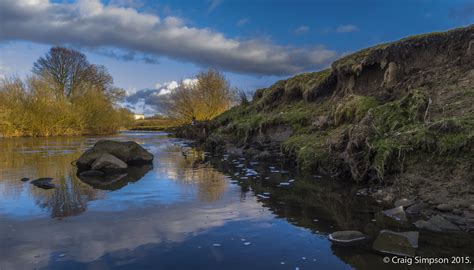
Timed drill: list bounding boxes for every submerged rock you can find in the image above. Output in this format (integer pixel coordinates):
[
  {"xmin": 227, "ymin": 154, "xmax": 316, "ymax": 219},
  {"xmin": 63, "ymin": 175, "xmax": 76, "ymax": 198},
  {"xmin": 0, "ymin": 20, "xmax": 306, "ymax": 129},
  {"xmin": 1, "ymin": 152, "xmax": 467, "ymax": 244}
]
[
  {"xmin": 30, "ymin": 178, "xmax": 56, "ymax": 189},
  {"xmin": 375, "ymin": 206, "xmax": 408, "ymax": 227},
  {"xmin": 373, "ymin": 230, "xmax": 419, "ymax": 257},
  {"xmin": 414, "ymin": 215, "xmax": 460, "ymax": 232},
  {"xmin": 328, "ymin": 231, "xmax": 366, "ymax": 245},
  {"xmin": 76, "ymin": 140, "xmax": 153, "ymax": 171}
]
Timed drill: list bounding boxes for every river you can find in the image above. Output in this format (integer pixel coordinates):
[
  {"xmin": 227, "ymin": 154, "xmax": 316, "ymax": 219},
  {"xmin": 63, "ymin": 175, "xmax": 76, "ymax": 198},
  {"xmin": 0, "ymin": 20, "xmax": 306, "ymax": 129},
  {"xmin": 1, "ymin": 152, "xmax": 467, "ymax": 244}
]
[{"xmin": 0, "ymin": 132, "xmax": 471, "ymax": 270}]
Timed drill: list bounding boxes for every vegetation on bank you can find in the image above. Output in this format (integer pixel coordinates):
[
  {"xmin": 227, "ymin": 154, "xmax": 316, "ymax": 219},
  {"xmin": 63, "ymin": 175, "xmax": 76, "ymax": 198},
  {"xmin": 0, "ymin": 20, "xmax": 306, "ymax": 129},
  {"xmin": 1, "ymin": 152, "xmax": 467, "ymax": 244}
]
[
  {"xmin": 0, "ymin": 47, "xmax": 133, "ymax": 137},
  {"xmin": 184, "ymin": 25, "xmax": 474, "ymax": 183},
  {"xmin": 210, "ymin": 84, "xmax": 473, "ymax": 181}
]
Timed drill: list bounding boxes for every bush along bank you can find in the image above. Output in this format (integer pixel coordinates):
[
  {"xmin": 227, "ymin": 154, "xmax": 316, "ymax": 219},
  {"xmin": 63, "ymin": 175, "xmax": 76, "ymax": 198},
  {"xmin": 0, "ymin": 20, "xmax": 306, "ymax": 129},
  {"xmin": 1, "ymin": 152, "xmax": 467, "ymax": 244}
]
[{"xmin": 174, "ymin": 25, "xmax": 474, "ymax": 232}]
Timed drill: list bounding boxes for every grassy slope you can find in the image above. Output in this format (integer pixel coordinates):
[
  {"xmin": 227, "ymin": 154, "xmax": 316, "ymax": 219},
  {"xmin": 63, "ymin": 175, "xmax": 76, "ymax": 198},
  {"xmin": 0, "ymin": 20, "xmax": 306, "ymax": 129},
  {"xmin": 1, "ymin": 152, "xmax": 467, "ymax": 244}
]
[{"xmin": 204, "ymin": 25, "xmax": 474, "ymax": 184}]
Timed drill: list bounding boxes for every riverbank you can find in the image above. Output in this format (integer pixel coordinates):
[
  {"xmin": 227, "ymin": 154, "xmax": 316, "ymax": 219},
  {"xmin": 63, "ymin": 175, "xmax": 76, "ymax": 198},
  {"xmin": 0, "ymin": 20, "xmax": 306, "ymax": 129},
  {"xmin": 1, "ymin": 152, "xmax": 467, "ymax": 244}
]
[{"xmin": 173, "ymin": 25, "xmax": 474, "ymax": 233}]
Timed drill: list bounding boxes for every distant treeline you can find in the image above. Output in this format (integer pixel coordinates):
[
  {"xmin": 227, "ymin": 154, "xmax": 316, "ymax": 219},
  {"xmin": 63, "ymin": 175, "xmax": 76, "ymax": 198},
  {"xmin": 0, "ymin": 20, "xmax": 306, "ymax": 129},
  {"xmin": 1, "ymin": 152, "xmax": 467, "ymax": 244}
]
[{"xmin": 0, "ymin": 47, "xmax": 133, "ymax": 137}]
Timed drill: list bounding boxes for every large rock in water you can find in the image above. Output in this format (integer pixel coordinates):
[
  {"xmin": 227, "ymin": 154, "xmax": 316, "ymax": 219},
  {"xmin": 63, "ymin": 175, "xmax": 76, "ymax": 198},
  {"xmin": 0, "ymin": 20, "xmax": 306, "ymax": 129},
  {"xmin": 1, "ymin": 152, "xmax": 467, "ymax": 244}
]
[
  {"xmin": 76, "ymin": 140, "xmax": 153, "ymax": 171},
  {"xmin": 373, "ymin": 230, "xmax": 419, "ymax": 257}
]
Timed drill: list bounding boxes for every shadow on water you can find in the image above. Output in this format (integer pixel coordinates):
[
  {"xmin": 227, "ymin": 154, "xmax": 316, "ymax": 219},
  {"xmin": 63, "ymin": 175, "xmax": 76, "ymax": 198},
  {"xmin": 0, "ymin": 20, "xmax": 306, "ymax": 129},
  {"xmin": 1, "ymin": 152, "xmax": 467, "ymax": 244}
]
[{"xmin": 77, "ymin": 164, "xmax": 153, "ymax": 191}]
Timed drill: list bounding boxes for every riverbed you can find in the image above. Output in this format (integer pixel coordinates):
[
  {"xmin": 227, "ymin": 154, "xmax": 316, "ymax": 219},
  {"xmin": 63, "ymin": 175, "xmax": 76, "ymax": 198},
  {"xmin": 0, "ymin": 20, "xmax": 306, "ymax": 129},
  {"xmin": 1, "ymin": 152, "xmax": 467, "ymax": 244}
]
[{"xmin": 0, "ymin": 132, "xmax": 471, "ymax": 270}]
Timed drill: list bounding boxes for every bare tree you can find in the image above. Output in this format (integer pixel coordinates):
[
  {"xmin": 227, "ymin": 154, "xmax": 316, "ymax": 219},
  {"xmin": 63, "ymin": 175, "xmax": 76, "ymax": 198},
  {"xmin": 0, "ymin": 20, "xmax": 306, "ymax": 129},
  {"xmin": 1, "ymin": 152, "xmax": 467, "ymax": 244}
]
[{"xmin": 32, "ymin": 47, "xmax": 114, "ymax": 100}]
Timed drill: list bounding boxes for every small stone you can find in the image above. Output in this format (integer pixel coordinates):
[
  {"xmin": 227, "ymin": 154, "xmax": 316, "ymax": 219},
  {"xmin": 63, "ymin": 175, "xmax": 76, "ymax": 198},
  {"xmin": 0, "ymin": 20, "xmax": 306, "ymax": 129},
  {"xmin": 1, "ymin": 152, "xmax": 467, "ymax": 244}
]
[
  {"xmin": 394, "ymin": 198, "xmax": 415, "ymax": 208},
  {"xmin": 436, "ymin": 204, "xmax": 453, "ymax": 212},
  {"xmin": 243, "ymin": 242, "xmax": 251, "ymax": 246},
  {"xmin": 328, "ymin": 231, "xmax": 366, "ymax": 245},
  {"xmin": 21, "ymin": 178, "xmax": 30, "ymax": 182},
  {"xmin": 280, "ymin": 262, "xmax": 285, "ymax": 265},
  {"xmin": 453, "ymin": 209, "xmax": 463, "ymax": 215},
  {"xmin": 212, "ymin": 243, "xmax": 221, "ymax": 247},
  {"xmin": 375, "ymin": 206, "xmax": 408, "ymax": 227},
  {"xmin": 30, "ymin": 178, "xmax": 56, "ymax": 189}
]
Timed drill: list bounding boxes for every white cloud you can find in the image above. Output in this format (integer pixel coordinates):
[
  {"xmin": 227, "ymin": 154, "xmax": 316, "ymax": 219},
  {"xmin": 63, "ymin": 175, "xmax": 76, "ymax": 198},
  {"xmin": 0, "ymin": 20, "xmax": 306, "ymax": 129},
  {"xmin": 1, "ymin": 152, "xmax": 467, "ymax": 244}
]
[
  {"xmin": 294, "ymin": 25, "xmax": 310, "ymax": 35},
  {"xmin": 125, "ymin": 78, "xmax": 198, "ymax": 115},
  {"xmin": 208, "ymin": 0, "xmax": 221, "ymax": 13},
  {"xmin": 236, "ymin": 17, "xmax": 249, "ymax": 27},
  {"xmin": 0, "ymin": 0, "xmax": 337, "ymax": 76},
  {"xmin": 336, "ymin": 24, "xmax": 359, "ymax": 33}
]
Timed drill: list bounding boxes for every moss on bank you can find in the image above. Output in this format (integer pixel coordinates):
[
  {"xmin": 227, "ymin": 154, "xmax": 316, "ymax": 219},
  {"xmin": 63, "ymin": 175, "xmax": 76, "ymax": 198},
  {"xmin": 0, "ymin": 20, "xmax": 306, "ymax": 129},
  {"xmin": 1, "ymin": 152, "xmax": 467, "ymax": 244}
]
[{"xmin": 178, "ymin": 25, "xmax": 474, "ymax": 184}]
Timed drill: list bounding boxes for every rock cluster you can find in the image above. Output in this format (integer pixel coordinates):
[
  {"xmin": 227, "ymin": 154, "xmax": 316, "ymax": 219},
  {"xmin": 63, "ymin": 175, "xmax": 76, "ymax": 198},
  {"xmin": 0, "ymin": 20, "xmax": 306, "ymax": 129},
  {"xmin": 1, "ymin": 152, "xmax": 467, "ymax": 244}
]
[
  {"xmin": 76, "ymin": 140, "xmax": 153, "ymax": 174},
  {"xmin": 75, "ymin": 140, "xmax": 154, "ymax": 189}
]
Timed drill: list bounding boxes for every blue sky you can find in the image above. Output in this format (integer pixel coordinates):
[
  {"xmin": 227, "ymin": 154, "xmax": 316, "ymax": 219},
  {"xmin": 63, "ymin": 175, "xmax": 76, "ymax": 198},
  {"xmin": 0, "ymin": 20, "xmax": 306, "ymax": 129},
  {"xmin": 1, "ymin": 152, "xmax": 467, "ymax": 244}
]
[{"xmin": 0, "ymin": 0, "xmax": 473, "ymax": 114}]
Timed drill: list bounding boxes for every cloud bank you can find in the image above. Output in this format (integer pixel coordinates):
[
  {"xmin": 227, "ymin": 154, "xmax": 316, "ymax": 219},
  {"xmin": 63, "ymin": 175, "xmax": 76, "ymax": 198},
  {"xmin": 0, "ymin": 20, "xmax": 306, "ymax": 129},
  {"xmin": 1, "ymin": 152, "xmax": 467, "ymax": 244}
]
[
  {"xmin": 0, "ymin": 0, "xmax": 337, "ymax": 76},
  {"xmin": 125, "ymin": 79, "xmax": 198, "ymax": 115}
]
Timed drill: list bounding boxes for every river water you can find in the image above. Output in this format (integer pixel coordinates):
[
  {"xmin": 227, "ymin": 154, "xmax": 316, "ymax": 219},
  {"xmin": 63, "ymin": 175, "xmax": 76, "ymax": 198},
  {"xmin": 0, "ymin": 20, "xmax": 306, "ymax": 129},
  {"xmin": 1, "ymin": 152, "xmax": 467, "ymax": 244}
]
[{"xmin": 0, "ymin": 132, "xmax": 471, "ymax": 270}]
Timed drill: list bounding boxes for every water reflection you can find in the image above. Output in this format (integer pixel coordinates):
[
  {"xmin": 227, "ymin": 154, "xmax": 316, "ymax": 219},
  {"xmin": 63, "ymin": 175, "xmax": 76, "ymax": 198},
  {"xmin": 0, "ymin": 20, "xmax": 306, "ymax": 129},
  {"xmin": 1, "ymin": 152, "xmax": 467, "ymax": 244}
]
[
  {"xmin": 0, "ymin": 133, "xmax": 229, "ymax": 219},
  {"xmin": 0, "ymin": 132, "xmax": 472, "ymax": 270},
  {"xmin": 36, "ymin": 172, "xmax": 100, "ymax": 218},
  {"xmin": 77, "ymin": 164, "xmax": 153, "ymax": 191}
]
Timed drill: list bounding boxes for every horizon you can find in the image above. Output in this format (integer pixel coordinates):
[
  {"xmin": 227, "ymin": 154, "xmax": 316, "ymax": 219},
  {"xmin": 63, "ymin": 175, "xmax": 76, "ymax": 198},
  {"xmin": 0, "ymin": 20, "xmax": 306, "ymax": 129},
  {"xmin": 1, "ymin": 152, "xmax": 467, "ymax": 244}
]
[{"xmin": 1, "ymin": 0, "xmax": 473, "ymax": 115}]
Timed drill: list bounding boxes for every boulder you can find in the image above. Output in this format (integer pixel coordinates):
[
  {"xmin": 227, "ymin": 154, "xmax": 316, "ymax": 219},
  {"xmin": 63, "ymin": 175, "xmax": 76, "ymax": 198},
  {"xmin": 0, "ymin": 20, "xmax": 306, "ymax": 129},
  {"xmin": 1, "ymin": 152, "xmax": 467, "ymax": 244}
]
[
  {"xmin": 414, "ymin": 215, "xmax": 460, "ymax": 232},
  {"xmin": 91, "ymin": 153, "xmax": 127, "ymax": 172},
  {"xmin": 76, "ymin": 140, "xmax": 153, "ymax": 171},
  {"xmin": 375, "ymin": 206, "xmax": 408, "ymax": 227},
  {"xmin": 373, "ymin": 230, "xmax": 419, "ymax": 257},
  {"xmin": 30, "ymin": 178, "xmax": 56, "ymax": 189},
  {"xmin": 328, "ymin": 231, "xmax": 366, "ymax": 245}
]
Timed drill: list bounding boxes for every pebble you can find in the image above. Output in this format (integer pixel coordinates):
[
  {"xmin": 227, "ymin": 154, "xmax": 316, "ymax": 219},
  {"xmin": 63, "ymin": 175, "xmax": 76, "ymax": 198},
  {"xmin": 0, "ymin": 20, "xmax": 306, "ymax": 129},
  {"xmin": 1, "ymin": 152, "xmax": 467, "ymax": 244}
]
[
  {"xmin": 212, "ymin": 243, "xmax": 221, "ymax": 247},
  {"xmin": 243, "ymin": 242, "xmax": 251, "ymax": 246},
  {"xmin": 280, "ymin": 262, "xmax": 285, "ymax": 265},
  {"xmin": 279, "ymin": 182, "xmax": 290, "ymax": 186}
]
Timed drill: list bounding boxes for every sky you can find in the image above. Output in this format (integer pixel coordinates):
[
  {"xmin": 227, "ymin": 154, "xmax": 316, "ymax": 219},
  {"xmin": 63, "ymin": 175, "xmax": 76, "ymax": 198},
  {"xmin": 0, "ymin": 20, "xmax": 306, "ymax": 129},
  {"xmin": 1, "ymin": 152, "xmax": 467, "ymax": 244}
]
[{"xmin": 0, "ymin": 0, "xmax": 473, "ymax": 115}]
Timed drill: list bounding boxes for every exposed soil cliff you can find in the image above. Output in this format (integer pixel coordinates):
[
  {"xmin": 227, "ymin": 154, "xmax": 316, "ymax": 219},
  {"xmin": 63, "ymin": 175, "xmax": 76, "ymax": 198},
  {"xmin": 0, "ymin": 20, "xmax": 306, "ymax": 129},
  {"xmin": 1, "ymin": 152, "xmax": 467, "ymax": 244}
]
[{"xmin": 175, "ymin": 25, "xmax": 474, "ymax": 229}]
